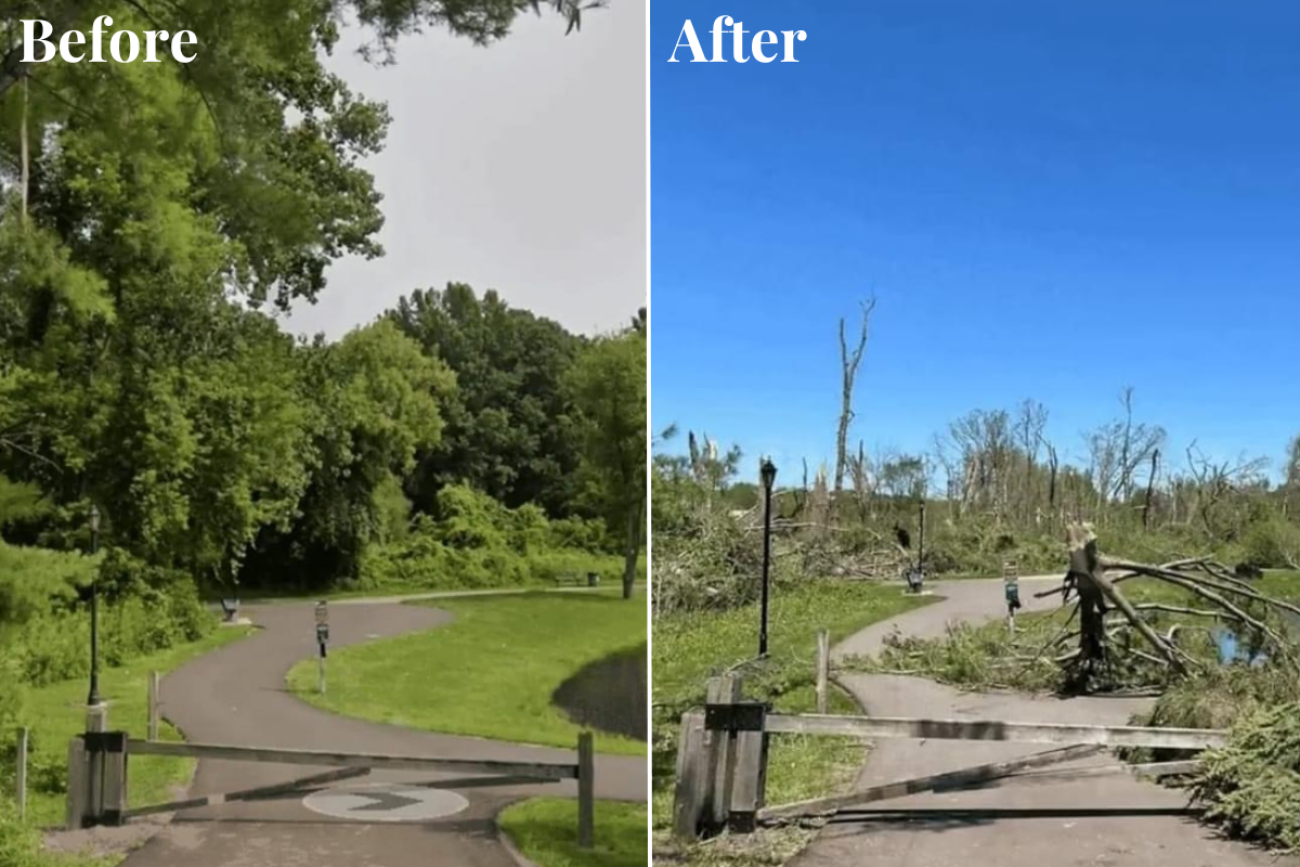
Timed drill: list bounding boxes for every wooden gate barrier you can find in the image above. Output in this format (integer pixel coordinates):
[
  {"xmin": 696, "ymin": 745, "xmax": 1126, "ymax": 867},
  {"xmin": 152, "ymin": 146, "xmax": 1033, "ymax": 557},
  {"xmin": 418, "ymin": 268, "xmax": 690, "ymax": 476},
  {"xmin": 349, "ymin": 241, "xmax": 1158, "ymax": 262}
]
[
  {"xmin": 671, "ymin": 673, "xmax": 1226, "ymax": 839},
  {"xmin": 68, "ymin": 715, "xmax": 597, "ymax": 848}
]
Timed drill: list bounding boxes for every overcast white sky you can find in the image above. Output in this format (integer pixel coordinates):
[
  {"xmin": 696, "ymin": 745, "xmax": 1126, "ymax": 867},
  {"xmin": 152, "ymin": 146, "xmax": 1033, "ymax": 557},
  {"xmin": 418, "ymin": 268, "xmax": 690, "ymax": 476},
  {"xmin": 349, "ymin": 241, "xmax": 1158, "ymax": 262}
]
[{"xmin": 282, "ymin": 0, "xmax": 647, "ymax": 340}]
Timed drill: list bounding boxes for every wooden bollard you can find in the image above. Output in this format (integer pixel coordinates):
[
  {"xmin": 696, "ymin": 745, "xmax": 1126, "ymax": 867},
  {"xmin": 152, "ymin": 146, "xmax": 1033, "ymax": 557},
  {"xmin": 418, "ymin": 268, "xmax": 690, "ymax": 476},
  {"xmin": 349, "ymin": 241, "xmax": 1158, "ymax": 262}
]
[
  {"xmin": 816, "ymin": 629, "xmax": 830, "ymax": 714},
  {"xmin": 576, "ymin": 731, "xmax": 594, "ymax": 849},
  {"xmin": 148, "ymin": 672, "xmax": 160, "ymax": 741}
]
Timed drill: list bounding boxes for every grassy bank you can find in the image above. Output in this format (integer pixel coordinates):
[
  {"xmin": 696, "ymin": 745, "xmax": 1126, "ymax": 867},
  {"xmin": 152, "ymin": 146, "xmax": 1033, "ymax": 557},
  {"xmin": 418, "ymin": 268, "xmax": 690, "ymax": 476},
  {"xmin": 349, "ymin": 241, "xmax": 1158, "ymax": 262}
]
[
  {"xmin": 286, "ymin": 590, "xmax": 647, "ymax": 755},
  {"xmin": 16, "ymin": 626, "xmax": 254, "ymax": 830},
  {"xmin": 651, "ymin": 582, "xmax": 935, "ymax": 864},
  {"xmin": 0, "ymin": 798, "xmax": 114, "ymax": 867},
  {"xmin": 498, "ymin": 798, "xmax": 646, "ymax": 867}
]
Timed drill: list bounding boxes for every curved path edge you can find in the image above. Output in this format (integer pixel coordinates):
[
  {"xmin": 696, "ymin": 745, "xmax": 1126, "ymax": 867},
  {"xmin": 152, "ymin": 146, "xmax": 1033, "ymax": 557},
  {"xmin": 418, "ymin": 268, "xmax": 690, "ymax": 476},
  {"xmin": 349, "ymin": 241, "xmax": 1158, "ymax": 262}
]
[
  {"xmin": 117, "ymin": 591, "xmax": 645, "ymax": 867},
  {"xmin": 789, "ymin": 577, "xmax": 1294, "ymax": 867}
]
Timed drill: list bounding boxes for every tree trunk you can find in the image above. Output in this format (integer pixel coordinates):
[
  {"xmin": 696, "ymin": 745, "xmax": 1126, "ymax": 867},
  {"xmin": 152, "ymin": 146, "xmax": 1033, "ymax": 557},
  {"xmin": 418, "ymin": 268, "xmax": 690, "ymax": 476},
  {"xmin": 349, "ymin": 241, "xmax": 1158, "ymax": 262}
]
[
  {"xmin": 833, "ymin": 299, "xmax": 875, "ymax": 495},
  {"xmin": 622, "ymin": 495, "xmax": 644, "ymax": 600},
  {"xmin": 1065, "ymin": 523, "xmax": 1108, "ymax": 693},
  {"xmin": 1141, "ymin": 448, "xmax": 1159, "ymax": 529}
]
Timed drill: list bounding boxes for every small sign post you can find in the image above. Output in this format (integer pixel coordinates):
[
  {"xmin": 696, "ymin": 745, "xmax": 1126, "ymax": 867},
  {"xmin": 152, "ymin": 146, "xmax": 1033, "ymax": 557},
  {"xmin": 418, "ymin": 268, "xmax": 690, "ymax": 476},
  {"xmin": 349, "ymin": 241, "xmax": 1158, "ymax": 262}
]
[
  {"xmin": 1003, "ymin": 560, "xmax": 1021, "ymax": 634},
  {"xmin": 315, "ymin": 601, "xmax": 329, "ymax": 695}
]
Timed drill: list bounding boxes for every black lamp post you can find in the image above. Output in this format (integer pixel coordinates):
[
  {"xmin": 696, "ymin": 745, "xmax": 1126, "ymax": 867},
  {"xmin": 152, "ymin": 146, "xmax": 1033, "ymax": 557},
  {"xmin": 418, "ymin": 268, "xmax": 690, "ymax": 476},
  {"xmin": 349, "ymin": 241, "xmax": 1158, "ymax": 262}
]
[
  {"xmin": 916, "ymin": 497, "xmax": 926, "ymax": 586},
  {"xmin": 87, "ymin": 504, "xmax": 101, "ymax": 707},
  {"xmin": 758, "ymin": 459, "xmax": 777, "ymax": 657}
]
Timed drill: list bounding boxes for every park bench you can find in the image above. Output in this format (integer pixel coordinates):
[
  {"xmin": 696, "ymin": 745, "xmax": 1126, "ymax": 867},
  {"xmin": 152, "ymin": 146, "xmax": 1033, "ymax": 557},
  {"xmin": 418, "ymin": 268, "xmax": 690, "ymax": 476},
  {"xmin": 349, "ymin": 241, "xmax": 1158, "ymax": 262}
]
[
  {"xmin": 552, "ymin": 572, "xmax": 601, "ymax": 588},
  {"xmin": 219, "ymin": 598, "xmax": 241, "ymax": 623}
]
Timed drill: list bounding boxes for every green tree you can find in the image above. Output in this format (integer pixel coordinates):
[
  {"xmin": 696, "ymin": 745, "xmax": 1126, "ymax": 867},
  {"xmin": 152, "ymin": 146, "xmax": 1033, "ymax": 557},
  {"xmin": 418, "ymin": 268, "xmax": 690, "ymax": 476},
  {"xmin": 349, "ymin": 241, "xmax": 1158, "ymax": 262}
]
[
  {"xmin": 567, "ymin": 324, "xmax": 645, "ymax": 599},
  {"xmin": 390, "ymin": 284, "xmax": 584, "ymax": 515},
  {"xmin": 243, "ymin": 320, "xmax": 453, "ymax": 587}
]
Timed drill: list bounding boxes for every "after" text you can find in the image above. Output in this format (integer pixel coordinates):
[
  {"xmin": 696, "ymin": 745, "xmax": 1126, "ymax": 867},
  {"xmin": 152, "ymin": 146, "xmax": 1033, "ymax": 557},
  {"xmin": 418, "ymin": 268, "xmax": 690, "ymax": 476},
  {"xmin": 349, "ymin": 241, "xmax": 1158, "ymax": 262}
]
[{"xmin": 668, "ymin": 17, "xmax": 806, "ymax": 63}]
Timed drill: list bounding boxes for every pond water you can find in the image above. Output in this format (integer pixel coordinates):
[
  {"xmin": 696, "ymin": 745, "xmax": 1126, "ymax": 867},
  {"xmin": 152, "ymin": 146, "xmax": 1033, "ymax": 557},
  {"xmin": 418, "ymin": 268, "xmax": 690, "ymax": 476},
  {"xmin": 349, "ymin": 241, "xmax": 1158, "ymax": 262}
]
[
  {"xmin": 1213, "ymin": 611, "xmax": 1300, "ymax": 665},
  {"xmin": 552, "ymin": 643, "xmax": 648, "ymax": 741}
]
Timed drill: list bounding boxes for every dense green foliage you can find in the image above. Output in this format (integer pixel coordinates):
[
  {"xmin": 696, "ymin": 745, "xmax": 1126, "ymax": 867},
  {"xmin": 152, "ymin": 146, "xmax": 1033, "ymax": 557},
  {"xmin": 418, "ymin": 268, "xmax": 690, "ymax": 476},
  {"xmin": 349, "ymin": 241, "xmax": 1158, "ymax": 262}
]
[
  {"xmin": 1, "ymin": 0, "xmax": 641, "ymax": 858},
  {"xmin": 567, "ymin": 321, "xmax": 647, "ymax": 598}
]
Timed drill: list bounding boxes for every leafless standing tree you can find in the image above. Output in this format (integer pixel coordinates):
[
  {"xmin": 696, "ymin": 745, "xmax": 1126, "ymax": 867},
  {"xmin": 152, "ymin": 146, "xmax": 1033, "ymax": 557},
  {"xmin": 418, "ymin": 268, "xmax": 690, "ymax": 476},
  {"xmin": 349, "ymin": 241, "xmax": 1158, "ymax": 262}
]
[
  {"xmin": 834, "ymin": 298, "xmax": 876, "ymax": 496},
  {"xmin": 1016, "ymin": 399, "xmax": 1049, "ymax": 521}
]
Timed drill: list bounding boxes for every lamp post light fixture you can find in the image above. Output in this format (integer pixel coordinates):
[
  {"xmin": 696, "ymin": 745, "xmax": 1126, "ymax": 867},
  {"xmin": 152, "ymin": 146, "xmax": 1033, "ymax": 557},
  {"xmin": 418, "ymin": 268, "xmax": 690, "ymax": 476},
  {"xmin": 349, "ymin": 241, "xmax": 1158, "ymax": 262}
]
[
  {"xmin": 759, "ymin": 458, "xmax": 777, "ymax": 657},
  {"xmin": 87, "ymin": 504, "xmax": 101, "ymax": 708}
]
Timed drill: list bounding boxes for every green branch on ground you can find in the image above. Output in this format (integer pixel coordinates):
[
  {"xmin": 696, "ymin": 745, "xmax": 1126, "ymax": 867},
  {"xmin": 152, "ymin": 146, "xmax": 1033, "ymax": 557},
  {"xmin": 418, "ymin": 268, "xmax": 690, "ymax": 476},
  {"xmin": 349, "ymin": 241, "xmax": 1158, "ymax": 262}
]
[{"xmin": 1190, "ymin": 701, "xmax": 1300, "ymax": 853}]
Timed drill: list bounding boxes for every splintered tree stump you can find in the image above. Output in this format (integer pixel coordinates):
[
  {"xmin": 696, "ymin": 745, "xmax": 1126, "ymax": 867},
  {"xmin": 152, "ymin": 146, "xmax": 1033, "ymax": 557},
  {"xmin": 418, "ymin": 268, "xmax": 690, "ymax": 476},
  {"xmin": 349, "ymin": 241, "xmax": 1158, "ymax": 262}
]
[
  {"xmin": 1062, "ymin": 523, "xmax": 1191, "ymax": 693},
  {"xmin": 1065, "ymin": 523, "xmax": 1108, "ymax": 691}
]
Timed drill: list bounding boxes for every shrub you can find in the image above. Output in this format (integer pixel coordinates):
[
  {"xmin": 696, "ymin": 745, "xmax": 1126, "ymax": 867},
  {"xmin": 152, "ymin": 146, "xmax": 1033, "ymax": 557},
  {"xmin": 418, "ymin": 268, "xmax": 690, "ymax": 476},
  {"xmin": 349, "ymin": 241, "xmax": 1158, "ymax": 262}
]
[
  {"xmin": 356, "ymin": 487, "xmax": 627, "ymax": 591},
  {"xmin": 1190, "ymin": 701, "xmax": 1300, "ymax": 852},
  {"xmin": 1240, "ymin": 514, "xmax": 1300, "ymax": 570}
]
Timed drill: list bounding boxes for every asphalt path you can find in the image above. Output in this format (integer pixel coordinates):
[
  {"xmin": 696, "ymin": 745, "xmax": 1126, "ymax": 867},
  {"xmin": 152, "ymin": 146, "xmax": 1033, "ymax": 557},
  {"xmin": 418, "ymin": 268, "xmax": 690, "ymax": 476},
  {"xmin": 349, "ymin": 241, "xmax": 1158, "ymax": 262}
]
[
  {"xmin": 118, "ymin": 596, "xmax": 646, "ymax": 867},
  {"xmin": 791, "ymin": 577, "xmax": 1295, "ymax": 867}
]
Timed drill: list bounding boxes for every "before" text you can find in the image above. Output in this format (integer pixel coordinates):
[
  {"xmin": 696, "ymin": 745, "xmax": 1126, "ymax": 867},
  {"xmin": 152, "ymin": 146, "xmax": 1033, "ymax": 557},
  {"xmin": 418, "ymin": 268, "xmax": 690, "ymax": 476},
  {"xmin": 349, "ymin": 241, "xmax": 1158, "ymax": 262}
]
[{"xmin": 21, "ymin": 17, "xmax": 198, "ymax": 64}]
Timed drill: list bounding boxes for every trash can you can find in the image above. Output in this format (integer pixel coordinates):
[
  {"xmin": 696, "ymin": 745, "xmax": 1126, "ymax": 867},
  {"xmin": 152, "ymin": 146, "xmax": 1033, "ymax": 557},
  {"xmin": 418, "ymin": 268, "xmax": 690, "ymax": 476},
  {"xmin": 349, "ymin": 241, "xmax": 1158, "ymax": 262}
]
[{"xmin": 587, "ymin": 572, "xmax": 600, "ymax": 587}]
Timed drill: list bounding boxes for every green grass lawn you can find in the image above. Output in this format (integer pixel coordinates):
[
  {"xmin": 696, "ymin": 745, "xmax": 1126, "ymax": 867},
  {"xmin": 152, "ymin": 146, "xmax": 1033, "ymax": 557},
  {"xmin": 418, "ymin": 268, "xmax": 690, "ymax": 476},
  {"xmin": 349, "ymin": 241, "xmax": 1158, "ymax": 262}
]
[
  {"xmin": 651, "ymin": 582, "xmax": 936, "ymax": 839},
  {"xmin": 286, "ymin": 590, "xmax": 647, "ymax": 755},
  {"xmin": 498, "ymin": 798, "xmax": 645, "ymax": 867},
  {"xmin": 20, "ymin": 626, "xmax": 254, "ymax": 829}
]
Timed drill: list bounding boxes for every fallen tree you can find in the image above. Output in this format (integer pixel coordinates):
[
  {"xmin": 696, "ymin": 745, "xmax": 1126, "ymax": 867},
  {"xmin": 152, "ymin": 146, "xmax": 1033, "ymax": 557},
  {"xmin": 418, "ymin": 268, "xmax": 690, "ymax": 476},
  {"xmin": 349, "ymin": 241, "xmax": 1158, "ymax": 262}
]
[{"xmin": 1049, "ymin": 522, "xmax": 1297, "ymax": 694}]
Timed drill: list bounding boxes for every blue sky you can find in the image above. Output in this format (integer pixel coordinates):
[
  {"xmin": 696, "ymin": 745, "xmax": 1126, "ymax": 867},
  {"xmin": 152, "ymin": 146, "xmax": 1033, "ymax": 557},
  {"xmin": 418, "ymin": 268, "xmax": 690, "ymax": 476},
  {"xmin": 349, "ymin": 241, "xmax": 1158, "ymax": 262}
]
[{"xmin": 650, "ymin": 1, "xmax": 1300, "ymax": 483}]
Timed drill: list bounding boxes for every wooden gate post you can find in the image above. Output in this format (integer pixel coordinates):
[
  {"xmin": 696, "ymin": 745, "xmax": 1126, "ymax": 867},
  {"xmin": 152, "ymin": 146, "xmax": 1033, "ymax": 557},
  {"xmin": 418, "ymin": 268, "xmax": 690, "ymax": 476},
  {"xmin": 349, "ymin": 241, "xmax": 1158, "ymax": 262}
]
[
  {"xmin": 704, "ymin": 674, "xmax": 742, "ymax": 831},
  {"xmin": 84, "ymin": 704, "xmax": 107, "ymax": 826},
  {"xmin": 576, "ymin": 731, "xmax": 594, "ymax": 849},
  {"xmin": 726, "ymin": 705, "xmax": 768, "ymax": 833},
  {"xmin": 148, "ymin": 672, "xmax": 160, "ymax": 741},
  {"xmin": 65, "ymin": 737, "xmax": 88, "ymax": 830},
  {"xmin": 816, "ymin": 630, "xmax": 830, "ymax": 714},
  {"xmin": 102, "ymin": 733, "xmax": 128, "ymax": 826},
  {"xmin": 671, "ymin": 712, "xmax": 707, "ymax": 841}
]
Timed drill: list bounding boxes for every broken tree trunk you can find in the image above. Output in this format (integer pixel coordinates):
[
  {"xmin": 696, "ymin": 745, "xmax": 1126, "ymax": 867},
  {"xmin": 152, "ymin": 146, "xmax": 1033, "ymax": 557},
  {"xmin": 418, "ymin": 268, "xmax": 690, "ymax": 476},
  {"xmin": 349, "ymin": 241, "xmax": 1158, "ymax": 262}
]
[
  {"xmin": 1065, "ymin": 522, "xmax": 1109, "ymax": 691},
  {"xmin": 833, "ymin": 299, "xmax": 875, "ymax": 495},
  {"xmin": 1064, "ymin": 522, "xmax": 1188, "ymax": 692}
]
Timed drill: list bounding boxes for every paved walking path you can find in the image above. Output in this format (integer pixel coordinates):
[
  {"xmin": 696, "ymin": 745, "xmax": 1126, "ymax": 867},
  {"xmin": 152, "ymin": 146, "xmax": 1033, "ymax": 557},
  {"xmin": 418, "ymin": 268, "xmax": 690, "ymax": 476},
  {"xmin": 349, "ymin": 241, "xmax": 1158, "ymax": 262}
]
[
  {"xmin": 791, "ymin": 577, "xmax": 1292, "ymax": 867},
  {"xmin": 119, "ymin": 596, "xmax": 645, "ymax": 867}
]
